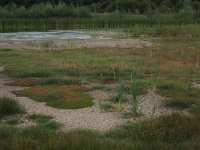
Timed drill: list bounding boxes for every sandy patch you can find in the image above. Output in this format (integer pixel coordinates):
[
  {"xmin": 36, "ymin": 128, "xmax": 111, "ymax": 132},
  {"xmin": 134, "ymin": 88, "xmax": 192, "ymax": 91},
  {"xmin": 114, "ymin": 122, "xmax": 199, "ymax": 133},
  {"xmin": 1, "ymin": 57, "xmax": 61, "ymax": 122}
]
[
  {"xmin": 0, "ymin": 114, "xmax": 36, "ymax": 128},
  {"xmin": 0, "ymin": 39, "xmax": 152, "ymax": 50},
  {"xmin": 192, "ymin": 82, "xmax": 200, "ymax": 89}
]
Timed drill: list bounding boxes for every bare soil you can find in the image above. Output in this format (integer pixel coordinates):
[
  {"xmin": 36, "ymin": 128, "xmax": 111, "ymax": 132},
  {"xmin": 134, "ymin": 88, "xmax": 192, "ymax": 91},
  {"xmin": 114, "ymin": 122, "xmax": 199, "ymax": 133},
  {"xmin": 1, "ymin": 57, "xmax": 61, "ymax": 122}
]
[{"xmin": 0, "ymin": 39, "xmax": 152, "ymax": 50}]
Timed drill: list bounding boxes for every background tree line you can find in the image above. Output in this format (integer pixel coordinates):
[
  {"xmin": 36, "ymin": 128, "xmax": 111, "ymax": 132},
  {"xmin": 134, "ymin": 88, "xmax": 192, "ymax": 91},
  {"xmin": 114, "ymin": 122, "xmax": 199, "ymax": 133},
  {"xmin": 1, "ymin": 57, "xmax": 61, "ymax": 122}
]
[{"xmin": 0, "ymin": 0, "xmax": 200, "ymax": 18}]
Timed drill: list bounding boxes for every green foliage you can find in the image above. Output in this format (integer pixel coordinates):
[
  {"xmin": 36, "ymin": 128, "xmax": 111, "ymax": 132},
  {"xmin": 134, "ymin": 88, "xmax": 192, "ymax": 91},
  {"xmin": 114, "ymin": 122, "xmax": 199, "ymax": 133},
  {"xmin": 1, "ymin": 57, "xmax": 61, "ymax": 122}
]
[
  {"xmin": 0, "ymin": 0, "xmax": 198, "ymax": 15},
  {"xmin": 0, "ymin": 3, "xmax": 91, "ymax": 19},
  {"xmin": 0, "ymin": 97, "xmax": 24, "ymax": 118}
]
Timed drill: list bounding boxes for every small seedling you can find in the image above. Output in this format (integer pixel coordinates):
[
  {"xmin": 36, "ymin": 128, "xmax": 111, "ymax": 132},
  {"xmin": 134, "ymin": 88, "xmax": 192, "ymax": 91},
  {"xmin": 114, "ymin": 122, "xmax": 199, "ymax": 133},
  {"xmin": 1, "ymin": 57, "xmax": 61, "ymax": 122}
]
[
  {"xmin": 80, "ymin": 73, "xmax": 87, "ymax": 86},
  {"xmin": 100, "ymin": 101, "xmax": 114, "ymax": 112}
]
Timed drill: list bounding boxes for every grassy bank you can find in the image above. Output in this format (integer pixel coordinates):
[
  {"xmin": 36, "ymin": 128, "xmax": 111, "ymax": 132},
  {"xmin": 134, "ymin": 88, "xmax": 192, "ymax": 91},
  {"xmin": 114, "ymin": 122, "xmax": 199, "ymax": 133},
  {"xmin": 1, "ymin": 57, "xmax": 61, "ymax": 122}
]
[{"xmin": 0, "ymin": 112, "xmax": 200, "ymax": 150}]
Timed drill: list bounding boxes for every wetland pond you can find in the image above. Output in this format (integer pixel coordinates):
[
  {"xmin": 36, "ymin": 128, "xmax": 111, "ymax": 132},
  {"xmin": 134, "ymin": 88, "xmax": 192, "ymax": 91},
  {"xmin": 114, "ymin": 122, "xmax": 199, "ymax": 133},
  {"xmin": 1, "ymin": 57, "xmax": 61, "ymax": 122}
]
[
  {"xmin": 0, "ymin": 29, "xmax": 150, "ymax": 50},
  {"xmin": 0, "ymin": 30, "xmax": 126, "ymax": 41}
]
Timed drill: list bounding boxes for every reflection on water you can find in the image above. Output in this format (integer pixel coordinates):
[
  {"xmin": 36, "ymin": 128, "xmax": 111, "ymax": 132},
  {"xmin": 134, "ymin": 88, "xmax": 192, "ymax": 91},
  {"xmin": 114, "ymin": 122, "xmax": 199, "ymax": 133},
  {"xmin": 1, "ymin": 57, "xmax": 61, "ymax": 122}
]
[{"xmin": 0, "ymin": 30, "xmax": 116, "ymax": 41}]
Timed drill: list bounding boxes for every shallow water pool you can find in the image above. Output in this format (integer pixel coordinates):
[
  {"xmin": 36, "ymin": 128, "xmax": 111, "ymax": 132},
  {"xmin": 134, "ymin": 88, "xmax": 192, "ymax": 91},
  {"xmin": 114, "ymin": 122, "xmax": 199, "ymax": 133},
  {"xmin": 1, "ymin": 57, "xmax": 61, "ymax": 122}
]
[{"xmin": 0, "ymin": 30, "xmax": 122, "ymax": 41}]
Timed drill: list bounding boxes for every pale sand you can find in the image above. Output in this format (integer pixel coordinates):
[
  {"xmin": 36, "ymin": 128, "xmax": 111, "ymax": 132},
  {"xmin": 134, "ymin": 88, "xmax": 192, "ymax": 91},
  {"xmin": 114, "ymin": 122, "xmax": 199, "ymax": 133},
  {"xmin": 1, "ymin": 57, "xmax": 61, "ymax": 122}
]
[{"xmin": 0, "ymin": 38, "xmax": 152, "ymax": 50}]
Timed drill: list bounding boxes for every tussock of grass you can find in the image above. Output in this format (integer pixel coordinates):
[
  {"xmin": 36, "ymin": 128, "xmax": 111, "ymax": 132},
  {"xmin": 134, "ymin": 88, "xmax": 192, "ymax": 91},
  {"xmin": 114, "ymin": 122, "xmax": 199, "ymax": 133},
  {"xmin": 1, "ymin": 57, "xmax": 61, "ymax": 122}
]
[
  {"xmin": 5, "ymin": 118, "xmax": 19, "ymax": 125},
  {"xmin": 165, "ymin": 98, "xmax": 195, "ymax": 109},
  {"xmin": 158, "ymin": 79, "xmax": 200, "ymax": 109},
  {"xmin": 106, "ymin": 113, "xmax": 200, "ymax": 142},
  {"xmin": 28, "ymin": 114, "xmax": 53, "ymax": 124},
  {"xmin": 39, "ymin": 121, "xmax": 61, "ymax": 130},
  {"xmin": 28, "ymin": 114, "xmax": 60, "ymax": 130},
  {"xmin": 0, "ymin": 97, "xmax": 24, "ymax": 118},
  {"xmin": 14, "ymin": 85, "xmax": 93, "ymax": 109}
]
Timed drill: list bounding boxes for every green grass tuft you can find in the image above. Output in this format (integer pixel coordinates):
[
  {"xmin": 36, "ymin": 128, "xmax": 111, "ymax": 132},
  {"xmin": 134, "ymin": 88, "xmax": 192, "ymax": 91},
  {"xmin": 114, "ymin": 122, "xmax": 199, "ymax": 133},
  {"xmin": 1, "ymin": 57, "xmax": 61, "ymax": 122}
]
[
  {"xmin": 28, "ymin": 114, "xmax": 53, "ymax": 124},
  {"xmin": 0, "ymin": 97, "xmax": 24, "ymax": 119}
]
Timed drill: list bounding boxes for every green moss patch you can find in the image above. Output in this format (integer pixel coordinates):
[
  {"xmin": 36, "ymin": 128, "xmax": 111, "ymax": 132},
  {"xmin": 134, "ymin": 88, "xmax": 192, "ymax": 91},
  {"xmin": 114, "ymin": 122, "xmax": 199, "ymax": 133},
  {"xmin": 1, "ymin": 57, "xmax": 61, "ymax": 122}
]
[
  {"xmin": 14, "ymin": 85, "xmax": 93, "ymax": 109},
  {"xmin": 8, "ymin": 78, "xmax": 38, "ymax": 87}
]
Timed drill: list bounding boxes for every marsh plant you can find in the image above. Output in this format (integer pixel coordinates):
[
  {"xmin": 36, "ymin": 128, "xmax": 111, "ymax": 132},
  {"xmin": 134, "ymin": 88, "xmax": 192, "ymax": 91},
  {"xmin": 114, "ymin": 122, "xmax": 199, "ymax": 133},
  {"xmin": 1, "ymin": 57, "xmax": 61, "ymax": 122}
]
[
  {"xmin": 99, "ymin": 101, "xmax": 114, "ymax": 112},
  {"xmin": 130, "ymin": 79, "xmax": 139, "ymax": 120},
  {"xmin": 149, "ymin": 75, "xmax": 158, "ymax": 90},
  {"xmin": 117, "ymin": 81, "xmax": 125, "ymax": 112},
  {"xmin": 80, "ymin": 73, "xmax": 88, "ymax": 86},
  {"xmin": 112, "ymin": 68, "xmax": 117, "ymax": 83}
]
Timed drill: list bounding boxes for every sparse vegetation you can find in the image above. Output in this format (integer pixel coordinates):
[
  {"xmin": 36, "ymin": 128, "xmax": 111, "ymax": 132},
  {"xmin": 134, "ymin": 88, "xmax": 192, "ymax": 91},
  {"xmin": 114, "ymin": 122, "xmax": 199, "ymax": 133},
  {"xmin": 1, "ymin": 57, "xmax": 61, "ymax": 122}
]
[
  {"xmin": 100, "ymin": 102, "xmax": 115, "ymax": 112},
  {"xmin": 28, "ymin": 114, "xmax": 60, "ymax": 130},
  {"xmin": 5, "ymin": 118, "xmax": 19, "ymax": 125},
  {"xmin": 130, "ymin": 79, "xmax": 139, "ymax": 119}
]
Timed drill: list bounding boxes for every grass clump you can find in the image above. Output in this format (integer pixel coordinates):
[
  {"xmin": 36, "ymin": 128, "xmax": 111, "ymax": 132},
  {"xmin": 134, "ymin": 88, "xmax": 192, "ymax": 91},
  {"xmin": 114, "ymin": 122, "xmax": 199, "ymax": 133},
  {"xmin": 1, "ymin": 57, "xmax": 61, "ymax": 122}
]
[
  {"xmin": 158, "ymin": 79, "xmax": 200, "ymax": 109},
  {"xmin": 166, "ymin": 98, "xmax": 195, "ymax": 109},
  {"xmin": 0, "ymin": 97, "xmax": 24, "ymax": 119},
  {"xmin": 5, "ymin": 118, "xmax": 19, "ymax": 125},
  {"xmin": 100, "ymin": 102, "xmax": 115, "ymax": 112},
  {"xmin": 106, "ymin": 113, "xmax": 200, "ymax": 142},
  {"xmin": 28, "ymin": 114, "xmax": 60, "ymax": 130},
  {"xmin": 14, "ymin": 85, "xmax": 93, "ymax": 109},
  {"xmin": 117, "ymin": 81, "xmax": 125, "ymax": 112},
  {"xmin": 28, "ymin": 114, "xmax": 53, "ymax": 124}
]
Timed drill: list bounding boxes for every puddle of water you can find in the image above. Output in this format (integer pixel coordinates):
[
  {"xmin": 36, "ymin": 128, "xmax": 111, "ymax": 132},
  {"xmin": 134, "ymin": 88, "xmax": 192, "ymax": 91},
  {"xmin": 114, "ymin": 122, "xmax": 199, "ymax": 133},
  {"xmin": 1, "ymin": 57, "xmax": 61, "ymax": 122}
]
[{"xmin": 0, "ymin": 30, "xmax": 118, "ymax": 41}]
